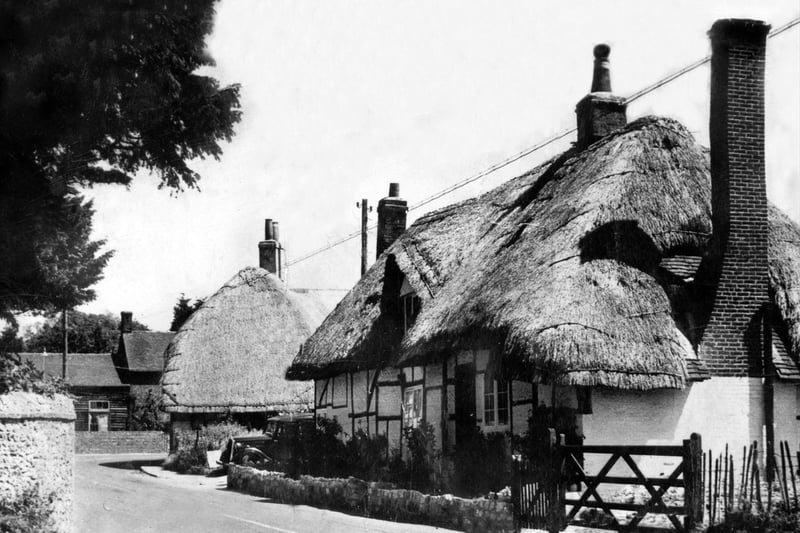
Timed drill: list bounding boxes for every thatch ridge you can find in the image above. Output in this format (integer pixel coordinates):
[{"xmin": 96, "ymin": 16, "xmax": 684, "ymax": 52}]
[
  {"xmin": 162, "ymin": 267, "xmax": 330, "ymax": 413},
  {"xmin": 289, "ymin": 116, "xmax": 800, "ymax": 390}
]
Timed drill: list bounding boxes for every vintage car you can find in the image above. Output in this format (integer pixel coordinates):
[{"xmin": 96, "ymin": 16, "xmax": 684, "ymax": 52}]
[{"xmin": 217, "ymin": 412, "xmax": 314, "ymax": 471}]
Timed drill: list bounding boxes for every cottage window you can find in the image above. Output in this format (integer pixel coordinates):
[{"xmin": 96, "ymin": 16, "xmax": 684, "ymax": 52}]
[
  {"xmin": 483, "ymin": 375, "xmax": 509, "ymax": 427},
  {"xmin": 399, "ymin": 277, "xmax": 421, "ymax": 333},
  {"xmin": 402, "ymin": 385, "xmax": 423, "ymax": 428}
]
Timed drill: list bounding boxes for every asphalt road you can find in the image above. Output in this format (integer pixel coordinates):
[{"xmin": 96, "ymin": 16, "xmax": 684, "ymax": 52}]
[{"xmin": 74, "ymin": 454, "xmax": 458, "ymax": 533}]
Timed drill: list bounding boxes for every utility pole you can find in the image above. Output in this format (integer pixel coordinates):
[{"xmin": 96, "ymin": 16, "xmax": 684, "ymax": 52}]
[
  {"xmin": 61, "ymin": 308, "xmax": 68, "ymax": 379},
  {"xmin": 357, "ymin": 199, "xmax": 371, "ymax": 276}
]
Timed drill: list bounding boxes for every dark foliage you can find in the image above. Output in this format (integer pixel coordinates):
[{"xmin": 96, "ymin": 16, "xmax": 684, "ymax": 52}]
[
  {"xmin": 129, "ymin": 389, "xmax": 166, "ymax": 432},
  {"xmin": 169, "ymin": 294, "xmax": 205, "ymax": 332},
  {"xmin": 0, "ymin": 485, "xmax": 55, "ymax": 533},
  {"xmin": 0, "ymin": 0, "xmax": 241, "ymax": 318},
  {"xmin": 707, "ymin": 507, "xmax": 800, "ymax": 533},
  {"xmin": 453, "ymin": 426, "xmax": 511, "ymax": 497},
  {"xmin": 22, "ymin": 311, "xmax": 148, "ymax": 354},
  {"xmin": 0, "ymin": 352, "xmax": 66, "ymax": 396}
]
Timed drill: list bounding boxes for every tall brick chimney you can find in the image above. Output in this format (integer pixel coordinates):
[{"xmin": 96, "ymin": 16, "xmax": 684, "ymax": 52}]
[
  {"xmin": 259, "ymin": 219, "xmax": 283, "ymax": 279},
  {"xmin": 119, "ymin": 311, "xmax": 133, "ymax": 333},
  {"xmin": 699, "ymin": 19, "xmax": 771, "ymax": 375},
  {"xmin": 376, "ymin": 183, "xmax": 407, "ymax": 259},
  {"xmin": 575, "ymin": 44, "xmax": 627, "ymax": 150}
]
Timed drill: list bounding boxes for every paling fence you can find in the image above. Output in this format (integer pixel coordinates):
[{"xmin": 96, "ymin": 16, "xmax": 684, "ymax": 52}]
[{"xmin": 705, "ymin": 440, "xmax": 800, "ymax": 527}]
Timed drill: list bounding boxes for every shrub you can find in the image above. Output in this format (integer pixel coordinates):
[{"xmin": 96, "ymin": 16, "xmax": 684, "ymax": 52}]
[
  {"xmin": 707, "ymin": 507, "xmax": 800, "ymax": 533},
  {"xmin": 163, "ymin": 445, "xmax": 208, "ymax": 475},
  {"xmin": 0, "ymin": 352, "xmax": 66, "ymax": 397},
  {"xmin": 0, "ymin": 486, "xmax": 55, "ymax": 533},
  {"xmin": 453, "ymin": 426, "xmax": 510, "ymax": 497},
  {"xmin": 404, "ymin": 422, "xmax": 440, "ymax": 493},
  {"xmin": 129, "ymin": 390, "xmax": 167, "ymax": 431}
]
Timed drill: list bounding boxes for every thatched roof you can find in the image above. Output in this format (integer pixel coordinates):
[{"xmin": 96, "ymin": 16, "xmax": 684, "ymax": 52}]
[
  {"xmin": 162, "ymin": 267, "xmax": 330, "ymax": 413},
  {"xmin": 18, "ymin": 352, "xmax": 125, "ymax": 387},
  {"xmin": 288, "ymin": 116, "xmax": 800, "ymax": 390},
  {"xmin": 119, "ymin": 331, "xmax": 173, "ymax": 372}
]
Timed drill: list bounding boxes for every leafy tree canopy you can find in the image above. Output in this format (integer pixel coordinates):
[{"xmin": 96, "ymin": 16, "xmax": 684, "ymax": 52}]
[
  {"xmin": 170, "ymin": 294, "xmax": 204, "ymax": 332},
  {"xmin": 23, "ymin": 311, "xmax": 149, "ymax": 354},
  {"xmin": 0, "ymin": 0, "xmax": 241, "ymax": 318}
]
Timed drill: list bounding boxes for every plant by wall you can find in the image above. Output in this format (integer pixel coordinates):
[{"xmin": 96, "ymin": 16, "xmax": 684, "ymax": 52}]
[
  {"xmin": 404, "ymin": 422, "xmax": 441, "ymax": 494},
  {"xmin": 0, "ymin": 352, "xmax": 66, "ymax": 397},
  {"xmin": 0, "ymin": 486, "xmax": 56, "ymax": 533},
  {"xmin": 129, "ymin": 390, "xmax": 167, "ymax": 431},
  {"xmin": 453, "ymin": 427, "xmax": 511, "ymax": 497}
]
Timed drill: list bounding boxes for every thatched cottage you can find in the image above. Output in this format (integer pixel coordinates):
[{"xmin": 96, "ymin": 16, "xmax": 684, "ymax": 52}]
[
  {"xmin": 287, "ymin": 19, "xmax": 800, "ymax": 459},
  {"xmin": 162, "ymin": 221, "xmax": 331, "ymax": 431}
]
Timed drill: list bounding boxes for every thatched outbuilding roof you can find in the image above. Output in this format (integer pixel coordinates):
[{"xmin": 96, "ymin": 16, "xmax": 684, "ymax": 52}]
[
  {"xmin": 162, "ymin": 267, "xmax": 330, "ymax": 413},
  {"xmin": 288, "ymin": 117, "xmax": 800, "ymax": 390}
]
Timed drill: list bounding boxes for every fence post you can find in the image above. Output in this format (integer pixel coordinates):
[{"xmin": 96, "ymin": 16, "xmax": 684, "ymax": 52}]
[
  {"xmin": 512, "ymin": 456, "xmax": 521, "ymax": 532},
  {"xmin": 546, "ymin": 428, "xmax": 561, "ymax": 533},
  {"xmin": 684, "ymin": 433, "xmax": 703, "ymax": 531}
]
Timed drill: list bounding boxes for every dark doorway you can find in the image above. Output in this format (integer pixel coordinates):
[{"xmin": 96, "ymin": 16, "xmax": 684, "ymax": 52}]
[{"xmin": 454, "ymin": 363, "xmax": 476, "ymax": 447}]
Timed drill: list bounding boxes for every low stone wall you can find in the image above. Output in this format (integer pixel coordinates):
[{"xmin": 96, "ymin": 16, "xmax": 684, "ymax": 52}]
[
  {"xmin": 0, "ymin": 392, "xmax": 76, "ymax": 533},
  {"xmin": 228, "ymin": 465, "xmax": 514, "ymax": 533},
  {"xmin": 75, "ymin": 430, "xmax": 168, "ymax": 454}
]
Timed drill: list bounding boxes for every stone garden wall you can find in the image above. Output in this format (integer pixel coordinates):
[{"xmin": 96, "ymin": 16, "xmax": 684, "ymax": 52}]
[
  {"xmin": 228, "ymin": 465, "xmax": 514, "ymax": 533},
  {"xmin": 0, "ymin": 392, "xmax": 76, "ymax": 533}
]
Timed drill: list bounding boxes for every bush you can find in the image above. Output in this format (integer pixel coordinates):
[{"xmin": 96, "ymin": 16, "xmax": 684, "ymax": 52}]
[
  {"xmin": 174, "ymin": 421, "xmax": 260, "ymax": 452},
  {"xmin": 0, "ymin": 352, "xmax": 66, "ymax": 397},
  {"xmin": 0, "ymin": 486, "xmax": 55, "ymax": 533},
  {"xmin": 404, "ymin": 422, "xmax": 440, "ymax": 493},
  {"xmin": 163, "ymin": 446, "xmax": 208, "ymax": 475},
  {"xmin": 453, "ymin": 426, "xmax": 510, "ymax": 497},
  {"xmin": 129, "ymin": 390, "xmax": 167, "ymax": 431},
  {"xmin": 707, "ymin": 507, "xmax": 800, "ymax": 533}
]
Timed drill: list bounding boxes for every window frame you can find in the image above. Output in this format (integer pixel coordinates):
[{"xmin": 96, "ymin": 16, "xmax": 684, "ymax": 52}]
[
  {"xmin": 402, "ymin": 384, "xmax": 423, "ymax": 429},
  {"xmin": 483, "ymin": 374, "xmax": 510, "ymax": 428}
]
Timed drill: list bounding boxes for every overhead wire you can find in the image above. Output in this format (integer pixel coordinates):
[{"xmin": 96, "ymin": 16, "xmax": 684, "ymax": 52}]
[{"xmin": 284, "ymin": 16, "xmax": 800, "ymax": 268}]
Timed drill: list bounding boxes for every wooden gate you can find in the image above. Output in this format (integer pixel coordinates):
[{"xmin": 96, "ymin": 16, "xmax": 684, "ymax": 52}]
[
  {"xmin": 512, "ymin": 428, "xmax": 563, "ymax": 531},
  {"xmin": 513, "ymin": 432, "xmax": 703, "ymax": 533},
  {"xmin": 560, "ymin": 433, "xmax": 703, "ymax": 532}
]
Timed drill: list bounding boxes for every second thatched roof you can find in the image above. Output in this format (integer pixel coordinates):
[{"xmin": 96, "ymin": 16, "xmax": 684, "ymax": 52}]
[
  {"xmin": 162, "ymin": 267, "xmax": 331, "ymax": 413},
  {"xmin": 288, "ymin": 116, "xmax": 800, "ymax": 390}
]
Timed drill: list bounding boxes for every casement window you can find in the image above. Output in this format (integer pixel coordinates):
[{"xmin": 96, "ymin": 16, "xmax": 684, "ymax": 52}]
[
  {"xmin": 483, "ymin": 374, "xmax": 509, "ymax": 427},
  {"xmin": 399, "ymin": 277, "xmax": 421, "ymax": 333},
  {"xmin": 402, "ymin": 385, "xmax": 423, "ymax": 428},
  {"xmin": 88, "ymin": 400, "xmax": 110, "ymax": 432}
]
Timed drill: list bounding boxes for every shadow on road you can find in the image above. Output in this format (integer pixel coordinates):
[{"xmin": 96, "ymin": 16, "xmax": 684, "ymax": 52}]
[{"xmin": 99, "ymin": 458, "xmax": 164, "ymax": 470}]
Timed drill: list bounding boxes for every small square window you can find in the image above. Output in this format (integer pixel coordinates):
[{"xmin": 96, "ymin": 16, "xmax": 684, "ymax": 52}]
[{"xmin": 89, "ymin": 400, "xmax": 110, "ymax": 411}]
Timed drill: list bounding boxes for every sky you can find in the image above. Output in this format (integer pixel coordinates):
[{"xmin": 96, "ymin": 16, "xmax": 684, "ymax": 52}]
[{"xmin": 31, "ymin": 0, "xmax": 800, "ymax": 332}]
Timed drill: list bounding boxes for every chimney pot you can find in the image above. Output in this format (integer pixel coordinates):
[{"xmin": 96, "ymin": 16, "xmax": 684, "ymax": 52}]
[
  {"xmin": 259, "ymin": 218, "xmax": 283, "ymax": 279},
  {"xmin": 272, "ymin": 221, "xmax": 280, "ymax": 243},
  {"xmin": 120, "ymin": 311, "xmax": 133, "ymax": 333},
  {"xmin": 591, "ymin": 43, "xmax": 612, "ymax": 92},
  {"xmin": 388, "ymin": 183, "xmax": 400, "ymax": 198},
  {"xmin": 264, "ymin": 219, "xmax": 274, "ymax": 241}
]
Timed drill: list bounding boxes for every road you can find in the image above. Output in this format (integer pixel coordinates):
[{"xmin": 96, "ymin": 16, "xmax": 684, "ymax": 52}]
[{"xmin": 75, "ymin": 454, "xmax": 458, "ymax": 533}]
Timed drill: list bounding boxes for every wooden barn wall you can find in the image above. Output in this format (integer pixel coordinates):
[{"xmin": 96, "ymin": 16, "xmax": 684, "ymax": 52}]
[{"xmin": 71, "ymin": 386, "xmax": 129, "ymax": 432}]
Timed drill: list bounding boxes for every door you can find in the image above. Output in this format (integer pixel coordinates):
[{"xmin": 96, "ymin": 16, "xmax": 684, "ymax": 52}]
[{"xmin": 454, "ymin": 363, "xmax": 476, "ymax": 446}]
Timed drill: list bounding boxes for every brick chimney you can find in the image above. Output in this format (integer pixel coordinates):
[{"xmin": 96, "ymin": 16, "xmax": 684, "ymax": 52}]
[
  {"xmin": 376, "ymin": 183, "xmax": 407, "ymax": 259},
  {"xmin": 119, "ymin": 311, "xmax": 133, "ymax": 333},
  {"xmin": 699, "ymin": 19, "xmax": 771, "ymax": 375},
  {"xmin": 259, "ymin": 219, "xmax": 283, "ymax": 279},
  {"xmin": 575, "ymin": 44, "xmax": 627, "ymax": 150}
]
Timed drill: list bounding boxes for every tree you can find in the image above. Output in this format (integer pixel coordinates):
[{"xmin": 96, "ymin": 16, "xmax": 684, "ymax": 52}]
[
  {"xmin": 170, "ymin": 294, "xmax": 205, "ymax": 332},
  {"xmin": 0, "ymin": 1, "xmax": 241, "ymax": 318},
  {"xmin": 23, "ymin": 311, "xmax": 149, "ymax": 354}
]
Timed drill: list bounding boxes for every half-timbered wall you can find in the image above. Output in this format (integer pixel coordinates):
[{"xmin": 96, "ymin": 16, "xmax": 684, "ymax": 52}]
[{"xmin": 313, "ymin": 348, "xmax": 582, "ymax": 454}]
